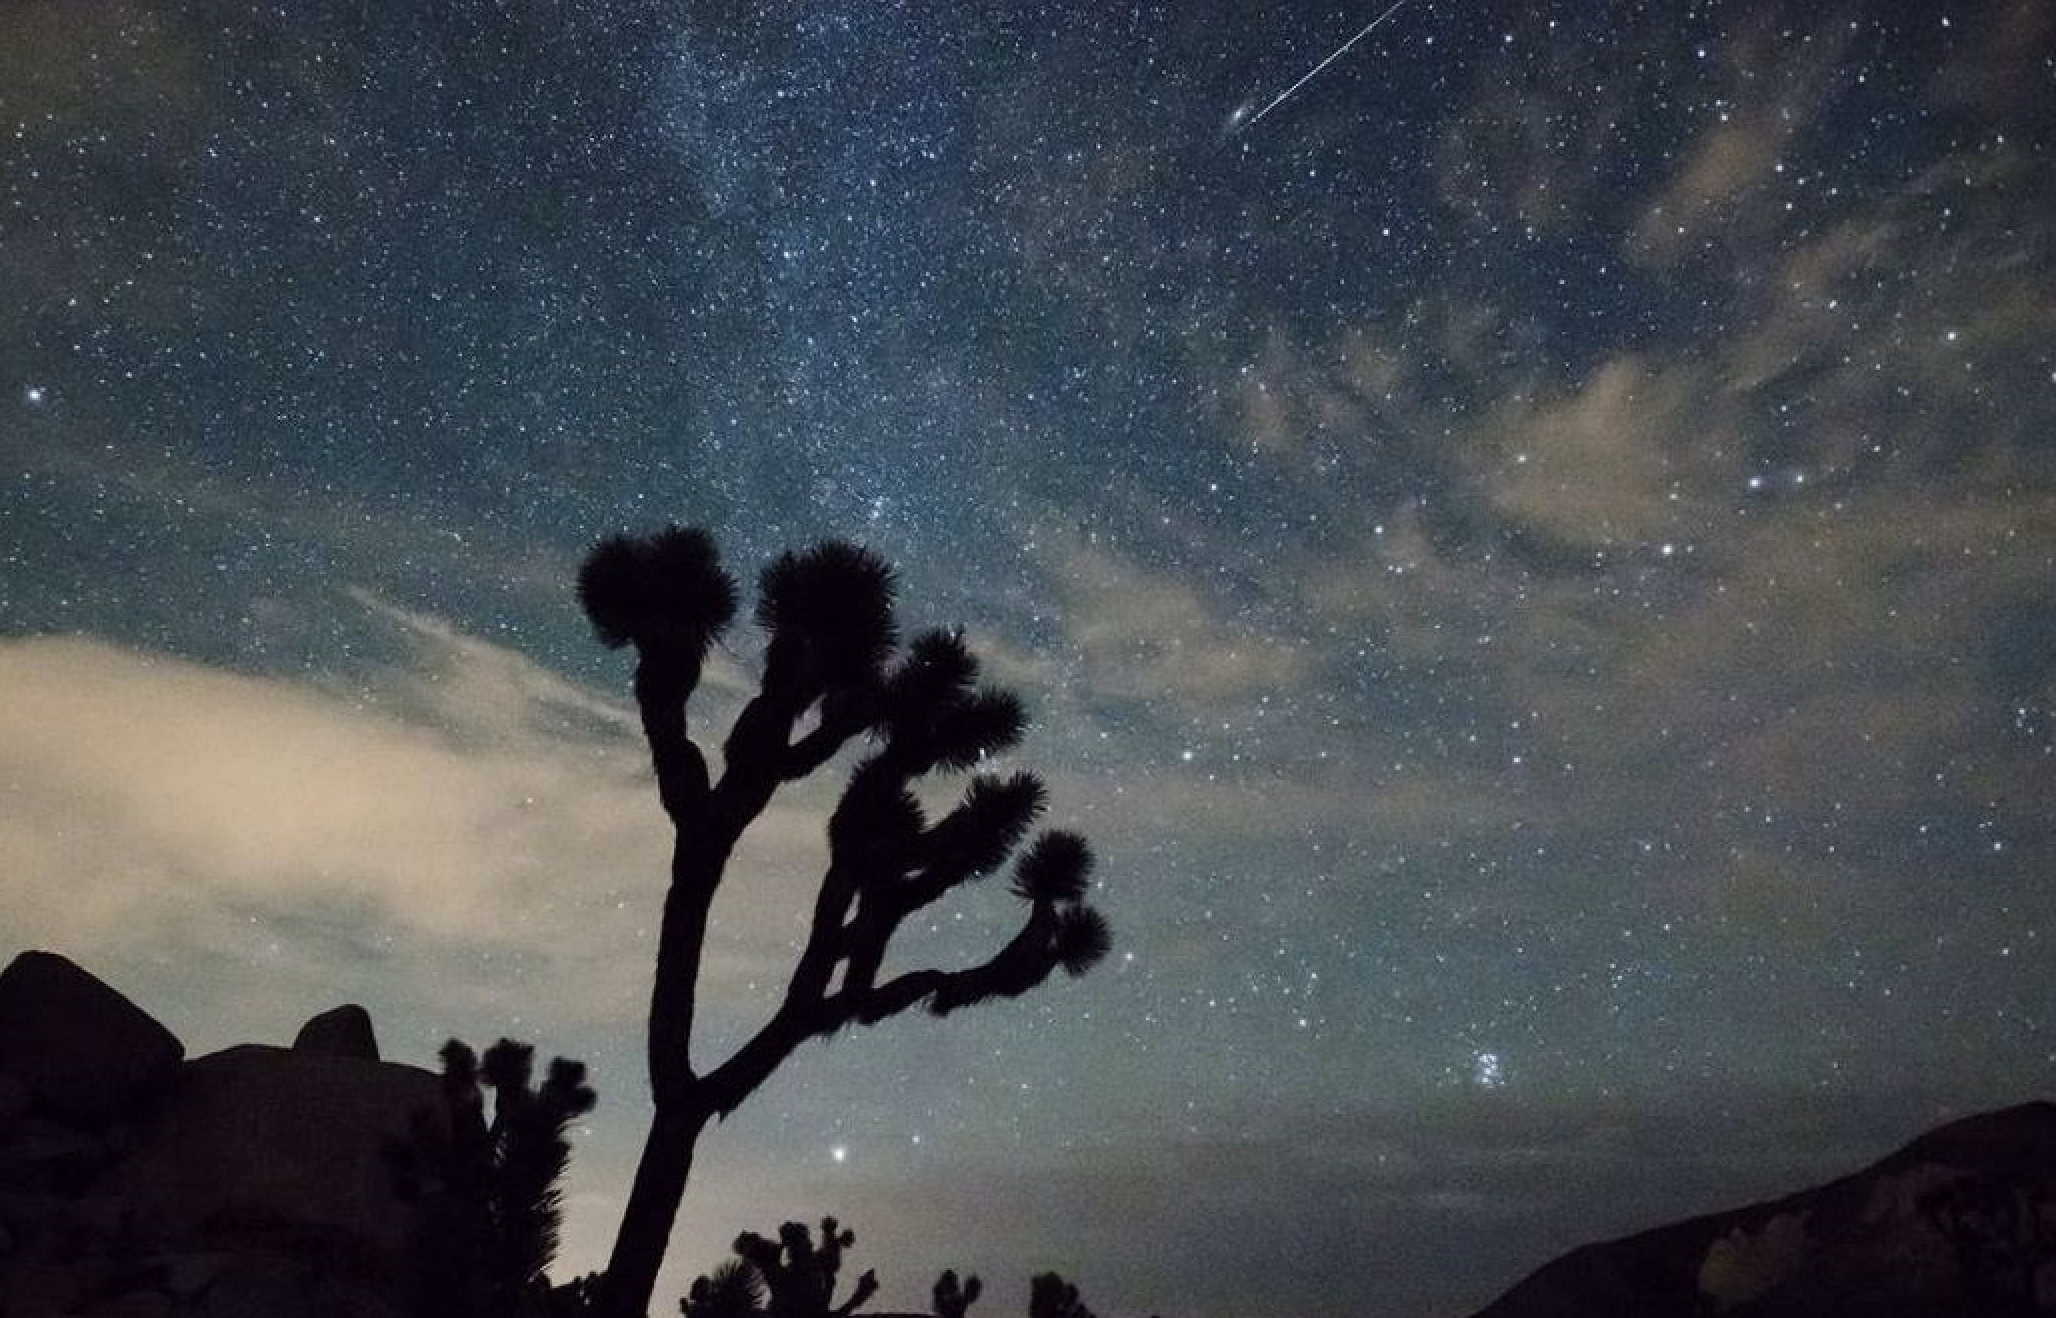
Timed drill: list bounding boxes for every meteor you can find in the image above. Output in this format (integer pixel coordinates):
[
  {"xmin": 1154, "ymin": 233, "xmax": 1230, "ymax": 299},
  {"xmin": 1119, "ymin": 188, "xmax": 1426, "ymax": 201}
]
[{"xmin": 1235, "ymin": 0, "xmax": 1413, "ymax": 133}]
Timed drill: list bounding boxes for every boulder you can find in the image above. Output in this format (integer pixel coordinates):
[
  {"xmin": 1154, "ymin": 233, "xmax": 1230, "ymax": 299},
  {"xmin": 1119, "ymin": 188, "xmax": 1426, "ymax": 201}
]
[
  {"xmin": 0, "ymin": 1074, "xmax": 28, "ymax": 1135},
  {"xmin": 0, "ymin": 1244, "xmax": 128, "ymax": 1317},
  {"xmin": 148, "ymin": 1251, "xmax": 236, "ymax": 1305},
  {"xmin": 292, "ymin": 1004, "xmax": 380, "ymax": 1061},
  {"xmin": 76, "ymin": 1289, "xmax": 173, "ymax": 1318},
  {"xmin": 187, "ymin": 1248, "xmax": 410, "ymax": 1318},
  {"xmin": 0, "ymin": 1115, "xmax": 117, "ymax": 1193},
  {"xmin": 0, "ymin": 951, "xmax": 184, "ymax": 1127},
  {"xmin": 91, "ymin": 1044, "xmax": 447, "ymax": 1269}
]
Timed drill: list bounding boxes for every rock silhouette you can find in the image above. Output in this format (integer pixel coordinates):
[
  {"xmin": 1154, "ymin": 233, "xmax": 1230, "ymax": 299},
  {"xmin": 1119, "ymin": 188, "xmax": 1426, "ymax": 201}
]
[
  {"xmin": 0, "ymin": 950, "xmax": 491, "ymax": 1318},
  {"xmin": 1469, "ymin": 1101, "xmax": 2056, "ymax": 1318},
  {"xmin": 0, "ymin": 949, "xmax": 184, "ymax": 1127},
  {"xmin": 292, "ymin": 1003, "xmax": 380, "ymax": 1061}
]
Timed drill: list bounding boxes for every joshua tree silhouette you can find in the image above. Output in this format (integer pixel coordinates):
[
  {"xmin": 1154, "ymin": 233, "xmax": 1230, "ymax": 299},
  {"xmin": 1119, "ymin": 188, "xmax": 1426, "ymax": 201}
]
[
  {"xmin": 681, "ymin": 1217, "xmax": 879, "ymax": 1318},
  {"xmin": 930, "ymin": 1269, "xmax": 982, "ymax": 1318},
  {"xmin": 1026, "ymin": 1274, "xmax": 1097, "ymax": 1318},
  {"xmin": 390, "ymin": 1037, "xmax": 597, "ymax": 1317},
  {"xmin": 581, "ymin": 527, "xmax": 1112, "ymax": 1318}
]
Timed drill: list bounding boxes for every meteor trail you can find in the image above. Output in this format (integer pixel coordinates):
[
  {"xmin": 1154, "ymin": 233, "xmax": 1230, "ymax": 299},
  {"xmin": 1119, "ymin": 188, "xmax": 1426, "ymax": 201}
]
[{"xmin": 1237, "ymin": 0, "xmax": 1412, "ymax": 132}]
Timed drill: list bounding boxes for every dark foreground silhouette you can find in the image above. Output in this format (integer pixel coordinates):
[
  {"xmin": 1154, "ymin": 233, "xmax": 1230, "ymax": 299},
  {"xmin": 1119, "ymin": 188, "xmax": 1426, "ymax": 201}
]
[
  {"xmin": 674, "ymin": 1214, "xmax": 1144, "ymax": 1318},
  {"xmin": 5, "ymin": 951, "xmax": 2046, "ymax": 1316},
  {"xmin": 0, "ymin": 950, "xmax": 1147, "ymax": 1318},
  {"xmin": 1470, "ymin": 1100, "xmax": 2056, "ymax": 1318}
]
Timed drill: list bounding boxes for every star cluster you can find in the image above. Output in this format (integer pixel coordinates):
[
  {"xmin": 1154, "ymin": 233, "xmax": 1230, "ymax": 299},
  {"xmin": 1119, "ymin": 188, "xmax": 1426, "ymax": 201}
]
[{"xmin": 2, "ymin": 2, "xmax": 2051, "ymax": 1315}]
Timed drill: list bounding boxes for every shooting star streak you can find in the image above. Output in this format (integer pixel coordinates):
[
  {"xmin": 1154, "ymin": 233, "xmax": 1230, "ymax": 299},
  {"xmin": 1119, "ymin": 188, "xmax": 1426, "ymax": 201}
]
[{"xmin": 1238, "ymin": 0, "xmax": 1413, "ymax": 132}]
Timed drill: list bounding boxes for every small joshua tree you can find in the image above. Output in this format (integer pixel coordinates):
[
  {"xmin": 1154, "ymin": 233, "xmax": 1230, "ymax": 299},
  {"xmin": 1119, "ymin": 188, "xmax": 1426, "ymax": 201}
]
[
  {"xmin": 1027, "ymin": 1274, "xmax": 1097, "ymax": 1318},
  {"xmin": 452, "ymin": 1039, "xmax": 600, "ymax": 1300},
  {"xmin": 682, "ymin": 1217, "xmax": 879, "ymax": 1318},
  {"xmin": 931, "ymin": 1269, "xmax": 982, "ymax": 1318},
  {"xmin": 391, "ymin": 1037, "xmax": 597, "ymax": 1317},
  {"xmin": 583, "ymin": 527, "xmax": 1112, "ymax": 1318}
]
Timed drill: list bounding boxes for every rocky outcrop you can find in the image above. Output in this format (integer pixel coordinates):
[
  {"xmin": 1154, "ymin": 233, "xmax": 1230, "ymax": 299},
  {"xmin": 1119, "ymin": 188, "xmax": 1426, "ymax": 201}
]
[
  {"xmin": 292, "ymin": 1003, "xmax": 380, "ymax": 1061},
  {"xmin": 1470, "ymin": 1101, "xmax": 2056, "ymax": 1318},
  {"xmin": 95, "ymin": 1043, "xmax": 444, "ymax": 1262},
  {"xmin": 0, "ymin": 951, "xmax": 452, "ymax": 1318},
  {"xmin": 0, "ymin": 950, "xmax": 184, "ymax": 1127}
]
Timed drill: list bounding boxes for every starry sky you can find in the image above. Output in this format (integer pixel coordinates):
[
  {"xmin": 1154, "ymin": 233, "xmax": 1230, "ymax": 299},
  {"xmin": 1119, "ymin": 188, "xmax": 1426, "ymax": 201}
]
[{"xmin": 2, "ymin": 2, "xmax": 2052, "ymax": 1315}]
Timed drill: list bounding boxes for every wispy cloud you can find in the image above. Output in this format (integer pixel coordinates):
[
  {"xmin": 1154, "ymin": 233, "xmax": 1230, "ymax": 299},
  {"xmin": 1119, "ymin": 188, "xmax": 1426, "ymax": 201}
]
[
  {"xmin": 1055, "ymin": 535, "xmax": 1313, "ymax": 711},
  {"xmin": 1625, "ymin": 18, "xmax": 1853, "ymax": 268},
  {"xmin": 0, "ymin": 612, "xmax": 841, "ymax": 1041}
]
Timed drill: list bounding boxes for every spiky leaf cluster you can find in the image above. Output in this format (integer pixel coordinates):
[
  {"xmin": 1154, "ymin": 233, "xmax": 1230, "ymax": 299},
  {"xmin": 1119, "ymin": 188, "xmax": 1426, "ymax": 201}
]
[
  {"xmin": 757, "ymin": 542, "xmax": 898, "ymax": 691},
  {"xmin": 919, "ymin": 772, "xmax": 1046, "ymax": 882},
  {"xmin": 682, "ymin": 1259, "xmax": 766, "ymax": 1318},
  {"xmin": 578, "ymin": 527, "xmax": 738, "ymax": 653},
  {"xmin": 809, "ymin": 631, "xmax": 1108, "ymax": 1022},
  {"xmin": 828, "ymin": 761, "xmax": 926, "ymax": 864},
  {"xmin": 1027, "ymin": 1274, "xmax": 1098, "ymax": 1318},
  {"xmin": 876, "ymin": 629, "xmax": 1027, "ymax": 771},
  {"xmin": 1006, "ymin": 831, "xmax": 1108, "ymax": 977},
  {"xmin": 1009, "ymin": 831, "xmax": 1092, "ymax": 904},
  {"xmin": 1052, "ymin": 906, "xmax": 1113, "ymax": 976},
  {"xmin": 883, "ymin": 629, "xmax": 979, "ymax": 713}
]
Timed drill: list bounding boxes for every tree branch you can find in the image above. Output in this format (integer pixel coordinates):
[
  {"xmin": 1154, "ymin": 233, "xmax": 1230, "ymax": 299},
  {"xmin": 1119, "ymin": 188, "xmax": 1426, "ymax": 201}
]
[
  {"xmin": 843, "ymin": 904, "xmax": 1059, "ymax": 1024},
  {"xmin": 633, "ymin": 651, "xmax": 709, "ymax": 822},
  {"xmin": 783, "ymin": 681, "xmax": 880, "ymax": 780},
  {"xmin": 700, "ymin": 995, "xmax": 835, "ymax": 1116}
]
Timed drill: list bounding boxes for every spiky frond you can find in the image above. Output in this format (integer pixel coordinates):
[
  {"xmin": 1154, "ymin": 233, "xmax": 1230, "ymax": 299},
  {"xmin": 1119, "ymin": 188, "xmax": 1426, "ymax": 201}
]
[
  {"xmin": 833, "ymin": 784, "xmax": 925, "ymax": 865},
  {"xmin": 439, "ymin": 1038, "xmax": 478, "ymax": 1089},
  {"xmin": 1052, "ymin": 905, "xmax": 1112, "ymax": 976},
  {"xmin": 830, "ymin": 760, "xmax": 926, "ymax": 861},
  {"xmin": 816, "ymin": 679, "xmax": 886, "ymax": 738},
  {"xmin": 480, "ymin": 1038, "xmax": 534, "ymax": 1093},
  {"xmin": 493, "ymin": 1125, "xmax": 570, "ymax": 1285},
  {"xmin": 928, "ymin": 688, "xmax": 1028, "ymax": 769},
  {"xmin": 922, "ymin": 772, "xmax": 1047, "ymax": 879},
  {"xmin": 542, "ymin": 1056, "xmax": 598, "ymax": 1121},
  {"xmin": 578, "ymin": 526, "xmax": 738, "ymax": 652},
  {"xmin": 884, "ymin": 628, "xmax": 980, "ymax": 713},
  {"xmin": 1028, "ymin": 1273, "xmax": 1097, "ymax": 1318},
  {"xmin": 684, "ymin": 1258, "xmax": 766, "ymax": 1318},
  {"xmin": 755, "ymin": 541, "xmax": 898, "ymax": 680},
  {"xmin": 1010, "ymin": 830, "xmax": 1094, "ymax": 904}
]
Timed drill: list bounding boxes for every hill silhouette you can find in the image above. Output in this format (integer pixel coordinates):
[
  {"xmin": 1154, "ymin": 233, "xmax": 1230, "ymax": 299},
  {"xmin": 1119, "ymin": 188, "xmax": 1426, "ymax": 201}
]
[{"xmin": 1469, "ymin": 1100, "xmax": 2056, "ymax": 1318}]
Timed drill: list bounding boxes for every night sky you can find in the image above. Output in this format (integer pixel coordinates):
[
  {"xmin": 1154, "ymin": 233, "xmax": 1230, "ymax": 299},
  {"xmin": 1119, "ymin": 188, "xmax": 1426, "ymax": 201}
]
[{"xmin": 2, "ymin": 2, "xmax": 2052, "ymax": 1315}]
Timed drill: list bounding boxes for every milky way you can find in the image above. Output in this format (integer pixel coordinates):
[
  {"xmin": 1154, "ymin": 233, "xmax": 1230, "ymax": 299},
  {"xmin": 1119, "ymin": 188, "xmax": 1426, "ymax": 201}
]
[{"xmin": 2, "ymin": 3, "xmax": 2051, "ymax": 1316}]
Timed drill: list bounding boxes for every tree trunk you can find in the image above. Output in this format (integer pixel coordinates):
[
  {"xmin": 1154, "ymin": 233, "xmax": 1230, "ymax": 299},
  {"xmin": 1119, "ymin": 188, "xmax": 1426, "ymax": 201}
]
[{"xmin": 597, "ymin": 1096, "xmax": 710, "ymax": 1318}]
